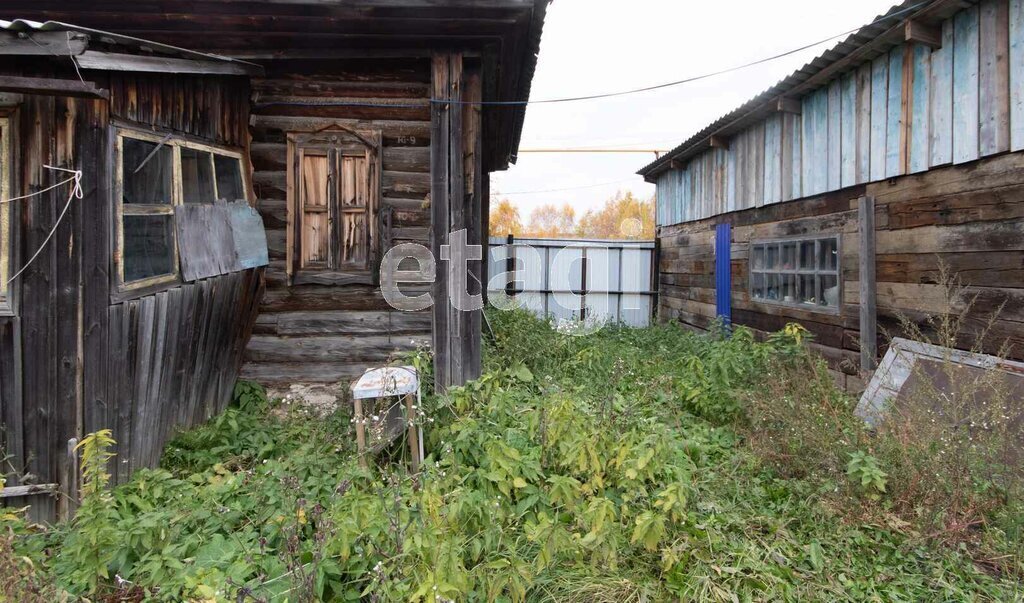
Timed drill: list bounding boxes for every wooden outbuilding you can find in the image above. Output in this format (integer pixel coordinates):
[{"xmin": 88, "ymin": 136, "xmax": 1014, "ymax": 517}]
[
  {"xmin": 639, "ymin": 0, "xmax": 1024, "ymax": 390},
  {"xmin": 0, "ymin": 20, "xmax": 269, "ymax": 519},
  {"xmin": 5, "ymin": 1, "xmax": 550, "ymax": 397}
]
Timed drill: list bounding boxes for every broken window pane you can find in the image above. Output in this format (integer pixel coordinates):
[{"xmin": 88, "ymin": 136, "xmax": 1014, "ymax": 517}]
[
  {"xmin": 214, "ymin": 154, "xmax": 245, "ymax": 202},
  {"xmin": 122, "ymin": 138, "xmax": 172, "ymax": 205},
  {"xmin": 181, "ymin": 148, "xmax": 215, "ymax": 204},
  {"xmin": 123, "ymin": 214, "xmax": 175, "ymax": 282}
]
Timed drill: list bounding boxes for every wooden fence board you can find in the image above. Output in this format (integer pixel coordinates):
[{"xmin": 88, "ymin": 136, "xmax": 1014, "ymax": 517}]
[
  {"xmin": 953, "ymin": 5, "xmax": 980, "ymax": 164},
  {"xmin": 856, "ymin": 62, "xmax": 873, "ymax": 183},
  {"xmin": 764, "ymin": 114, "xmax": 782, "ymax": 204},
  {"xmin": 979, "ymin": 0, "xmax": 1011, "ymax": 156},
  {"xmin": 910, "ymin": 43, "xmax": 932, "ymax": 173},
  {"xmin": 870, "ymin": 55, "xmax": 889, "ymax": 181},
  {"xmin": 840, "ymin": 72, "xmax": 857, "ymax": 186},
  {"xmin": 931, "ymin": 19, "xmax": 955, "ymax": 165},
  {"xmin": 1011, "ymin": 0, "xmax": 1024, "ymax": 150},
  {"xmin": 886, "ymin": 46, "xmax": 905, "ymax": 178},
  {"xmin": 828, "ymin": 78, "xmax": 842, "ymax": 190}
]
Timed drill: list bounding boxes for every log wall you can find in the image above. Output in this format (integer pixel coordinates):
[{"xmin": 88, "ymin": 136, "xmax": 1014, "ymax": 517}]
[
  {"xmin": 242, "ymin": 58, "xmax": 434, "ymax": 386},
  {"xmin": 0, "ymin": 68, "xmax": 261, "ymax": 521},
  {"xmin": 658, "ymin": 152, "xmax": 1024, "ymax": 391}
]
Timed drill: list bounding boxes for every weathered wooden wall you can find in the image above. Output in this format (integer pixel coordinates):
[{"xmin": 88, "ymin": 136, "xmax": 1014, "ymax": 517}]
[
  {"xmin": 656, "ymin": 0, "xmax": 1024, "ymax": 226},
  {"xmin": 658, "ymin": 152, "xmax": 1024, "ymax": 390},
  {"xmin": 0, "ymin": 68, "xmax": 261, "ymax": 521},
  {"xmin": 242, "ymin": 58, "xmax": 434, "ymax": 386}
]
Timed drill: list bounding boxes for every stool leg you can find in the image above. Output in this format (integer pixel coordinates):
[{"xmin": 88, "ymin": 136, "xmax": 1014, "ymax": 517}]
[
  {"xmin": 405, "ymin": 393, "xmax": 419, "ymax": 472},
  {"xmin": 354, "ymin": 398, "xmax": 367, "ymax": 468}
]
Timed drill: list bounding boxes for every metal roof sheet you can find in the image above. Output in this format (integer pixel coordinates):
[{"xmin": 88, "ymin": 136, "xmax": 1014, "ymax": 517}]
[{"xmin": 0, "ymin": 18, "xmax": 263, "ymax": 75}]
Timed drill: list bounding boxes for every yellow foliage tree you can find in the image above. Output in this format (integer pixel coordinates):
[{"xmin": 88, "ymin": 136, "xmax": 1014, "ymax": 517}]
[{"xmin": 488, "ymin": 198, "xmax": 524, "ymax": 237}]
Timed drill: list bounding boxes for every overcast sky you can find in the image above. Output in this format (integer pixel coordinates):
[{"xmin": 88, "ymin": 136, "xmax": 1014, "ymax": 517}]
[{"xmin": 491, "ymin": 0, "xmax": 898, "ymax": 218}]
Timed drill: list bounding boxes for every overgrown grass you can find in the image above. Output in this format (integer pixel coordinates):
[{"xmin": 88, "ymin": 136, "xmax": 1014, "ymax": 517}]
[{"xmin": 1, "ymin": 310, "xmax": 1021, "ymax": 601}]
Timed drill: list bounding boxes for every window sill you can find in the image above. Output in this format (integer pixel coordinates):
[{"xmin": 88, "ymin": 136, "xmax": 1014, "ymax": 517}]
[
  {"xmin": 110, "ymin": 275, "xmax": 181, "ymax": 304},
  {"xmin": 751, "ymin": 297, "xmax": 841, "ymax": 316}
]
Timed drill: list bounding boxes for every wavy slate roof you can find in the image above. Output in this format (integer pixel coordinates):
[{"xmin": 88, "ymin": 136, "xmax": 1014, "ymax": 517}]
[{"xmin": 637, "ymin": 0, "xmax": 961, "ymax": 179}]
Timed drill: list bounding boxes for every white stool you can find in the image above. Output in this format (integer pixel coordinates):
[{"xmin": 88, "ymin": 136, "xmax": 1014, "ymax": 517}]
[{"xmin": 350, "ymin": 366, "xmax": 423, "ymax": 471}]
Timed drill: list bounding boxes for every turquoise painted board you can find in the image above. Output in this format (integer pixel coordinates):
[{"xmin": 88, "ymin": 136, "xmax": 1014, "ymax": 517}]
[
  {"xmin": 827, "ymin": 79, "xmax": 842, "ymax": 190},
  {"xmin": 683, "ymin": 168, "xmax": 692, "ymax": 222},
  {"xmin": 931, "ymin": 19, "xmax": 954, "ymax": 165},
  {"xmin": 953, "ymin": 6, "xmax": 980, "ymax": 164},
  {"xmin": 750, "ymin": 122, "xmax": 766, "ymax": 207},
  {"xmin": 870, "ymin": 55, "xmax": 888, "ymax": 181},
  {"xmin": 910, "ymin": 43, "xmax": 932, "ymax": 173},
  {"xmin": 726, "ymin": 143, "xmax": 737, "ymax": 211},
  {"xmin": 979, "ymin": 0, "xmax": 1010, "ymax": 156},
  {"xmin": 856, "ymin": 62, "xmax": 873, "ymax": 182},
  {"xmin": 1011, "ymin": 0, "xmax": 1024, "ymax": 150},
  {"xmin": 780, "ymin": 113, "xmax": 796, "ymax": 200},
  {"xmin": 840, "ymin": 72, "xmax": 857, "ymax": 186},
  {"xmin": 735, "ymin": 129, "xmax": 749, "ymax": 208},
  {"xmin": 763, "ymin": 114, "xmax": 782, "ymax": 204},
  {"xmin": 789, "ymin": 111, "xmax": 802, "ymax": 199},
  {"xmin": 886, "ymin": 46, "xmax": 905, "ymax": 178}
]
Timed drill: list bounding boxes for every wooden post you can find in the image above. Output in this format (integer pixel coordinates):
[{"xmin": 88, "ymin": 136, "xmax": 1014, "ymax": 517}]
[
  {"xmin": 859, "ymin": 196, "xmax": 878, "ymax": 371},
  {"xmin": 354, "ymin": 398, "xmax": 367, "ymax": 468},
  {"xmin": 405, "ymin": 393, "xmax": 420, "ymax": 472},
  {"xmin": 430, "ymin": 54, "xmax": 451, "ymax": 391}
]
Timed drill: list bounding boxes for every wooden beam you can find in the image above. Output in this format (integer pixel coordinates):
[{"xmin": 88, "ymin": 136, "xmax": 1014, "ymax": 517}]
[
  {"xmin": 0, "ymin": 483, "xmax": 59, "ymax": 499},
  {"xmin": 668, "ymin": 159, "xmax": 685, "ymax": 170},
  {"xmin": 0, "ymin": 75, "xmax": 108, "ymax": 99},
  {"xmin": 0, "ymin": 31, "xmax": 88, "ymax": 55},
  {"xmin": 775, "ymin": 96, "xmax": 803, "ymax": 114},
  {"xmin": 904, "ymin": 20, "xmax": 943, "ymax": 48},
  {"xmin": 859, "ymin": 196, "xmax": 878, "ymax": 372},
  {"xmin": 74, "ymin": 51, "xmax": 262, "ymax": 77},
  {"xmin": 709, "ymin": 135, "xmax": 730, "ymax": 150}
]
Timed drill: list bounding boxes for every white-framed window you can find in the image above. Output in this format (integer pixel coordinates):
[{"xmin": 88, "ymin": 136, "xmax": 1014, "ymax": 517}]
[
  {"xmin": 115, "ymin": 127, "xmax": 247, "ymax": 291},
  {"xmin": 0, "ymin": 112, "xmax": 13, "ymax": 315},
  {"xmin": 750, "ymin": 235, "xmax": 841, "ymax": 311}
]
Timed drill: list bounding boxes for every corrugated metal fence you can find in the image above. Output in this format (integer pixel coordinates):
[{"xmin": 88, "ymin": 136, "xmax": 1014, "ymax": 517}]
[{"xmin": 487, "ymin": 236, "xmax": 657, "ymax": 327}]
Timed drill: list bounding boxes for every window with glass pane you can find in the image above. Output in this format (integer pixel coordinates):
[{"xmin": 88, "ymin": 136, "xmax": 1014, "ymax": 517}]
[
  {"xmin": 119, "ymin": 133, "xmax": 177, "ymax": 285},
  {"xmin": 123, "ymin": 138, "xmax": 173, "ymax": 205},
  {"xmin": 749, "ymin": 236, "xmax": 840, "ymax": 310},
  {"xmin": 214, "ymin": 154, "xmax": 244, "ymax": 202},
  {"xmin": 123, "ymin": 215, "xmax": 176, "ymax": 282},
  {"xmin": 181, "ymin": 147, "xmax": 215, "ymax": 204}
]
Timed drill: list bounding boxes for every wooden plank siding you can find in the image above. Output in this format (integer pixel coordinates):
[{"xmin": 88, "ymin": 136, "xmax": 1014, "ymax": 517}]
[
  {"xmin": 655, "ymin": 1, "xmax": 1021, "ymax": 226},
  {"xmin": 0, "ymin": 69, "xmax": 262, "ymax": 521},
  {"xmin": 658, "ymin": 151, "xmax": 1024, "ymax": 390}
]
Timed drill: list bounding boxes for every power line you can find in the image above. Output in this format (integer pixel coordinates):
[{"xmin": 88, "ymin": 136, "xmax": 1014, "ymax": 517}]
[
  {"xmin": 255, "ymin": 2, "xmax": 926, "ymax": 110},
  {"xmin": 491, "ymin": 178, "xmax": 644, "ymax": 196}
]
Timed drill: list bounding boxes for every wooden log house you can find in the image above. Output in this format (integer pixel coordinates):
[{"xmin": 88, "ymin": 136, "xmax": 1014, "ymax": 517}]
[
  {"xmin": 5, "ymin": 1, "xmax": 550, "ymax": 398},
  {"xmin": 639, "ymin": 0, "xmax": 1024, "ymax": 391},
  {"xmin": 0, "ymin": 21, "xmax": 269, "ymax": 519}
]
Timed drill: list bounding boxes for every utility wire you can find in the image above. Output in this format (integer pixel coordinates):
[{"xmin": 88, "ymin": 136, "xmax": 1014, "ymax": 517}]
[
  {"xmin": 491, "ymin": 178, "xmax": 641, "ymax": 196},
  {"xmin": 256, "ymin": 2, "xmax": 927, "ymax": 110}
]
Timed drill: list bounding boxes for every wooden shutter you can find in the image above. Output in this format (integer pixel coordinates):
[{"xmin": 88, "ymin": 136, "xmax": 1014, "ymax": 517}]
[
  {"xmin": 299, "ymin": 151, "xmax": 330, "ymax": 268},
  {"xmin": 338, "ymin": 153, "xmax": 370, "ymax": 269}
]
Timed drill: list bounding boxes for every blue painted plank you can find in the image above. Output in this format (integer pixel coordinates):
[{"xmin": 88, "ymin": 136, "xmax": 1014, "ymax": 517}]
[
  {"xmin": 856, "ymin": 62, "xmax": 873, "ymax": 182},
  {"xmin": 828, "ymin": 79, "xmax": 842, "ymax": 190},
  {"xmin": 870, "ymin": 55, "xmax": 889, "ymax": 181},
  {"xmin": 930, "ymin": 19, "xmax": 955, "ymax": 165},
  {"xmin": 909, "ymin": 43, "xmax": 932, "ymax": 173},
  {"xmin": 953, "ymin": 6, "xmax": 980, "ymax": 164},
  {"xmin": 979, "ymin": 0, "xmax": 1010, "ymax": 156},
  {"xmin": 726, "ymin": 142, "xmax": 737, "ymax": 211},
  {"xmin": 763, "ymin": 114, "xmax": 782, "ymax": 204},
  {"xmin": 229, "ymin": 202, "xmax": 270, "ymax": 270},
  {"xmin": 683, "ymin": 168, "xmax": 691, "ymax": 222},
  {"xmin": 750, "ymin": 122, "xmax": 766, "ymax": 206},
  {"xmin": 840, "ymin": 72, "xmax": 857, "ymax": 186},
  {"xmin": 1011, "ymin": 0, "xmax": 1024, "ymax": 150},
  {"xmin": 789, "ymin": 111, "xmax": 802, "ymax": 199},
  {"xmin": 886, "ymin": 45, "xmax": 905, "ymax": 178},
  {"xmin": 715, "ymin": 222, "xmax": 732, "ymax": 324},
  {"xmin": 801, "ymin": 94, "xmax": 815, "ymax": 196}
]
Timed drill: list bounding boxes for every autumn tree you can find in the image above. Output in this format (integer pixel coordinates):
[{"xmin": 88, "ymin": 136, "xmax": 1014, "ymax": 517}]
[
  {"xmin": 526, "ymin": 203, "xmax": 576, "ymax": 238},
  {"xmin": 488, "ymin": 198, "xmax": 524, "ymax": 236},
  {"xmin": 576, "ymin": 191, "xmax": 654, "ymax": 239}
]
